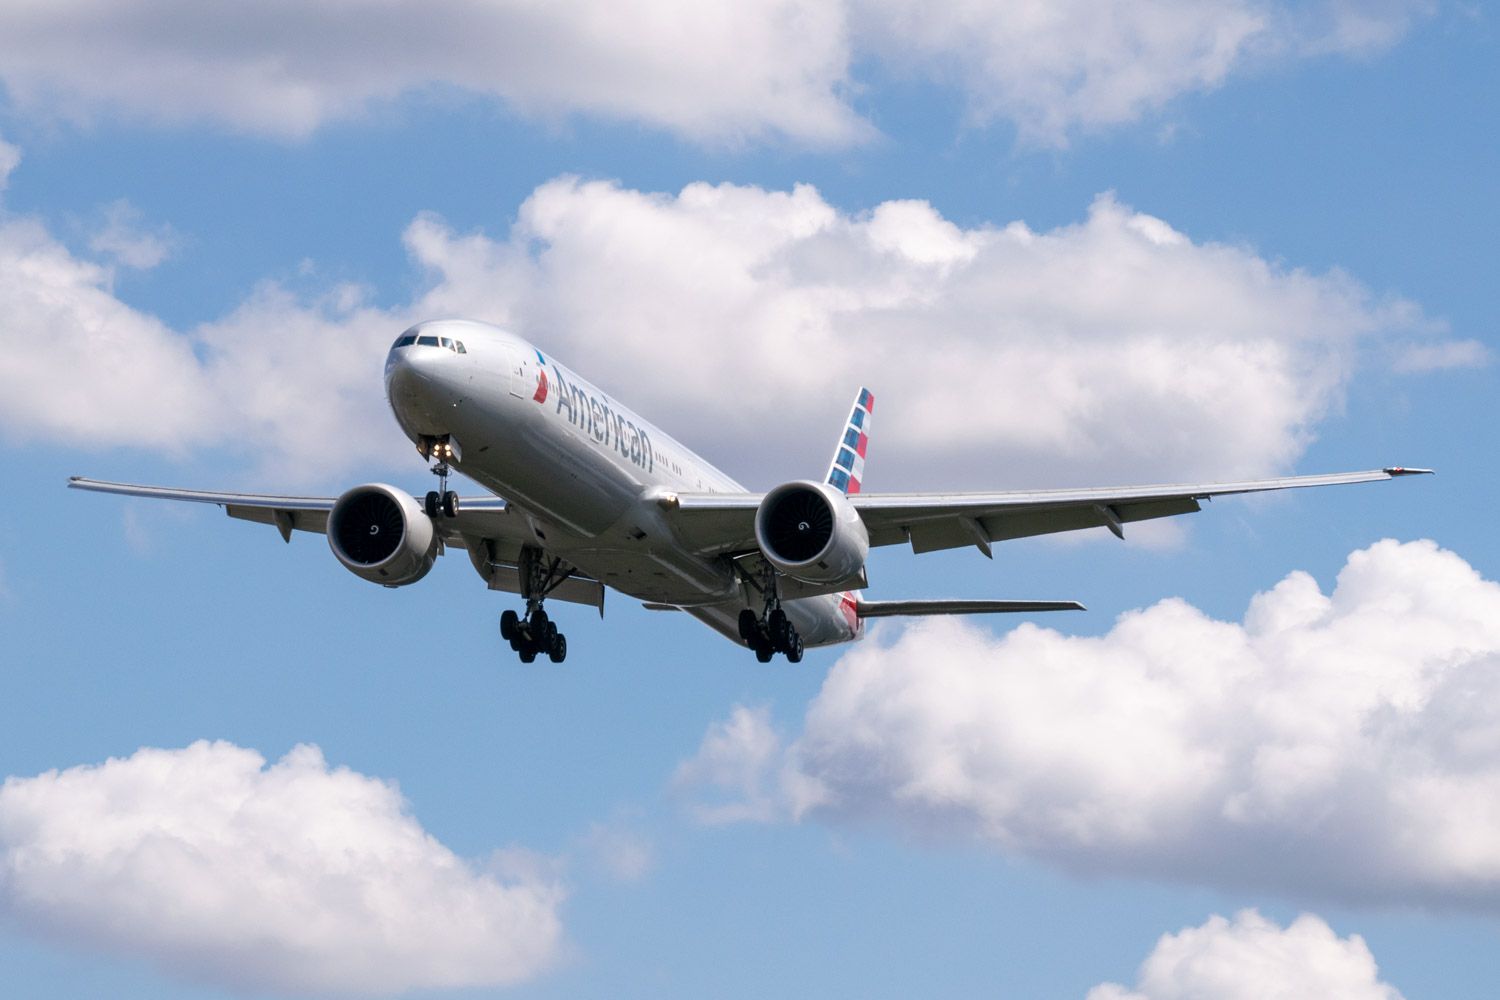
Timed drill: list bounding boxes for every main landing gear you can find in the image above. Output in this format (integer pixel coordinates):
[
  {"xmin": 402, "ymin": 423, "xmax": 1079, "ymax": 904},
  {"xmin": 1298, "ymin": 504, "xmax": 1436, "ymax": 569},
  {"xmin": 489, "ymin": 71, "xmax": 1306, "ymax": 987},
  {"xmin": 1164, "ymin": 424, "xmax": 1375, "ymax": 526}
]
[
  {"xmin": 420, "ymin": 436, "xmax": 460, "ymax": 518},
  {"xmin": 500, "ymin": 607, "xmax": 567, "ymax": 663},
  {"xmin": 739, "ymin": 603, "xmax": 804, "ymax": 663},
  {"xmin": 499, "ymin": 546, "xmax": 570, "ymax": 663}
]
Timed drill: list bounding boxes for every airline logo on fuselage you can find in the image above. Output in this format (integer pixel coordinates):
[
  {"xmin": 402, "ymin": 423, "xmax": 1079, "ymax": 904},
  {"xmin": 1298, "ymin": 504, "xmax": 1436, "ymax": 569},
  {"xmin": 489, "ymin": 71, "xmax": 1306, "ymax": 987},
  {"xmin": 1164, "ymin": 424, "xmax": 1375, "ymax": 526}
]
[{"xmin": 548, "ymin": 364, "xmax": 655, "ymax": 472}]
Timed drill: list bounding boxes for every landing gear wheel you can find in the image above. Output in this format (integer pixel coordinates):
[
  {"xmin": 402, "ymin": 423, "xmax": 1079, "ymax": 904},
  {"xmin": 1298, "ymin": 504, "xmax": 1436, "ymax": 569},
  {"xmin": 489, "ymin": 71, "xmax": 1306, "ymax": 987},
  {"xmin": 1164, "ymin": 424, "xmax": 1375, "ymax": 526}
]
[
  {"xmin": 531, "ymin": 607, "xmax": 550, "ymax": 634},
  {"xmin": 518, "ymin": 644, "xmax": 538, "ymax": 664},
  {"xmin": 424, "ymin": 490, "xmax": 440, "ymax": 518},
  {"xmin": 754, "ymin": 645, "xmax": 774, "ymax": 664},
  {"xmin": 768, "ymin": 608, "xmax": 790, "ymax": 651},
  {"xmin": 500, "ymin": 609, "xmax": 519, "ymax": 641},
  {"xmin": 548, "ymin": 633, "xmax": 568, "ymax": 663},
  {"xmin": 738, "ymin": 609, "xmax": 758, "ymax": 642},
  {"xmin": 787, "ymin": 633, "xmax": 804, "ymax": 663},
  {"xmin": 442, "ymin": 491, "xmax": 459, "ymax": 518}
]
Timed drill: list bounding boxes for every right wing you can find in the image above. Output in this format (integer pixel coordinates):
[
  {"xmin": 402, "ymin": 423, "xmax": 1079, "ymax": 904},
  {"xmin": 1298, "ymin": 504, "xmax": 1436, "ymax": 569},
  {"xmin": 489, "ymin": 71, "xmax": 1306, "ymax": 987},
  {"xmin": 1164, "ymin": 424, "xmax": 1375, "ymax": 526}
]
[
  {"xmin": 663, "ymin": 467, "xmax": 1432, "ymax": 558},
  {"xmin": 66, "ymin": 477, "xmax": 606, "ymax": 611}
]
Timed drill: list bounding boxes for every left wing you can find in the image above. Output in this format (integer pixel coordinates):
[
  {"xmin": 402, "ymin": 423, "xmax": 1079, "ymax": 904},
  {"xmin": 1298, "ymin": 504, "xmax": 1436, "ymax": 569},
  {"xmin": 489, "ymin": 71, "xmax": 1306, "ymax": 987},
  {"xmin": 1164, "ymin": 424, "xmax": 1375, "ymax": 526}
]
[{"xmin": 662, "ymin": 467, "xmax": 1432, "ymax": 558}]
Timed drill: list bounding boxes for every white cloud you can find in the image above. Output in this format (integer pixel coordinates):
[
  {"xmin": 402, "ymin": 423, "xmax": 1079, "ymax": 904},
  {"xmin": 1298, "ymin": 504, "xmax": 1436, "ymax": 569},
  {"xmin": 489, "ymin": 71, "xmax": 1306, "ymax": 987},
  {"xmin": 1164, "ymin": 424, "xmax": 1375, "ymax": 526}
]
[
  {"xmin": 0, "ymin": 741, "xmax": 563, "ymax": 995},
  {"xmin": 0, "ymin": 172, "xmax": 1446, "ymax": 487},
  {"xmin": 680, "ymin": 539, "xmax": 1500, "ymax": 909},
  {"xmin": 851, "ymin": 1, "xmax": 1431, "ymax": 146},
  {"xmin": 0, "ymin": 2, "xmax": 1428, "ymax": 146},
  {"xmin": 87, "ymin": 199, "xmax": 177, "ymax": 270},
  {"xmin": 0, "ymin": 202, "xmax": 412, "ymax": 479},
  {"xmin": 1087, "ymin": 910, "xmax": 1404, "ymax": 1000},
  {"xmin": 0, "ymin": 133, "xmax": 19, "ymax": 190},
  {"xmin": 0, "ymin": 0, "xmax": 862, "ymax": 145},
  {"xmin": 1392, "ymin": 338, "xmax": 1489, "ymax": 373},
  {"xmin": 417, "ymin": 179, "xmax": 1433, "ymax": 488}
]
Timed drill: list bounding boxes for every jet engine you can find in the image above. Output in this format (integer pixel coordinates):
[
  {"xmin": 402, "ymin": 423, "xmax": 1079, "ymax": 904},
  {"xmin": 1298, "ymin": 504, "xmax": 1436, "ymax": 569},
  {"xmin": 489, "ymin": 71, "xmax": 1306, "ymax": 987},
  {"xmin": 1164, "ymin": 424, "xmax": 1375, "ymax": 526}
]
[
  {"xmin": 754, "ymin": 480, "xmax": 869, "ymax": 585},
  {"xmin": 327, "ymin": 484, "xmax": 439, "ymax": 587}
]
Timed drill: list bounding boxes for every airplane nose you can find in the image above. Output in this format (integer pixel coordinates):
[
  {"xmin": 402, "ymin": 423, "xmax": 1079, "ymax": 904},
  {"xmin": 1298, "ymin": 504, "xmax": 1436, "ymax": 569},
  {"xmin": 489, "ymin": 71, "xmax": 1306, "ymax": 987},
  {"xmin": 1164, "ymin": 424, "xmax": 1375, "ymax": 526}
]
[{"xmin": 385, "ymin": 328, "xmax": 464, "ymax": 434}]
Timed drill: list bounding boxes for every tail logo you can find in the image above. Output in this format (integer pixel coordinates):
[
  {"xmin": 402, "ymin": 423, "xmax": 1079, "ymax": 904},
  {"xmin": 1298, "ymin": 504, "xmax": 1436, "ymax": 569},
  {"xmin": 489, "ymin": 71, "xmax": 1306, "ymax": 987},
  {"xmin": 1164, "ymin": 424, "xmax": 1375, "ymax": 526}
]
[{"xmin": 827, "ymin": 388, "xmax": 873, "ymax": 495}]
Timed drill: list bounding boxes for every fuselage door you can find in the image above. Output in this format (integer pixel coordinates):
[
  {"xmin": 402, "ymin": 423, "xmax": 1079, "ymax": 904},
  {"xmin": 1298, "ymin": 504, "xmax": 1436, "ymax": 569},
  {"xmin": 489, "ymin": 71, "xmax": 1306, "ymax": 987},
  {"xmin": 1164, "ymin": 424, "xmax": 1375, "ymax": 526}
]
[{"xmin": 505, "ymin": 343, "xmax": 527, "ymax": 398}]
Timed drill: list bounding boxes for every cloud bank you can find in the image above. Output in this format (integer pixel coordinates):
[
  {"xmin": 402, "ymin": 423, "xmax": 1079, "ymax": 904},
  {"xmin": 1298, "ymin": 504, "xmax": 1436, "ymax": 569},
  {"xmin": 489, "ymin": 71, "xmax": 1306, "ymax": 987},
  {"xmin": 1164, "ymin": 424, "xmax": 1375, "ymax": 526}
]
[
  {"xmin": 0, "ymin": 1, "xmax": 1430, "ymax": 145},
  {"xmin": 0, "ymin": 171, "xmax": 1458, "ymax": 486},
  {"xmin": 680, "ymin": 539, "xmax": 1500, "ymax": 909},
  {"xmin": 1088, "ymin": 910, "xmax": 1404, "ymax": 1000},
  {"xmin": 0, "ymin": 741, "xmax": 563, "ymax": 995}
]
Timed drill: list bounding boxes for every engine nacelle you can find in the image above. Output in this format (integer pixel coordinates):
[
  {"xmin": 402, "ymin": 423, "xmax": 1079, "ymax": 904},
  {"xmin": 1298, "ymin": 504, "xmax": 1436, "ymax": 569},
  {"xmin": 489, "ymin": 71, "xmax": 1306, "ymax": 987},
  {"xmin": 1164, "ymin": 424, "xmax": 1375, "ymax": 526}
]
[
  {"xmin": 754, "ymin": 480, "xmax": 869, "ymax": 585},
  {"xmin": 327, "ymin": 484, "xmax": 439, "ymax": 587}
]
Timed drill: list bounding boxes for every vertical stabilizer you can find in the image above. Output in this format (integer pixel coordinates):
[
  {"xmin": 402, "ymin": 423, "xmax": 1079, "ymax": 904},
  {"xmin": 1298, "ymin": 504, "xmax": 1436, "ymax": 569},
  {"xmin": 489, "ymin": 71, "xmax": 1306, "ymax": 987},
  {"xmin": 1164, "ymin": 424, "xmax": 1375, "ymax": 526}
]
[{"xmin": 825, "ymin": 388, "xmax": 873, "ymax": 494}]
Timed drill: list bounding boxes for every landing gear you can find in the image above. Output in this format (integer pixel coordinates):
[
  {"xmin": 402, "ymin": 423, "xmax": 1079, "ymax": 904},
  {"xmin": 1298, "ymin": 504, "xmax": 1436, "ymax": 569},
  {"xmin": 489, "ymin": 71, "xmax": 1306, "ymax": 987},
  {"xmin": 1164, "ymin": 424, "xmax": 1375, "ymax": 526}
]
[
  {"xmin": 422, "ymin": 437, "xmax": 460, "ymax": 519},
  {"xmin": 499, "ymin": 546, "xmax": 572, "ymax": 663},
  {"xmin": 739, "ymin": 601, "xmax": 804, "ymax": 662}
]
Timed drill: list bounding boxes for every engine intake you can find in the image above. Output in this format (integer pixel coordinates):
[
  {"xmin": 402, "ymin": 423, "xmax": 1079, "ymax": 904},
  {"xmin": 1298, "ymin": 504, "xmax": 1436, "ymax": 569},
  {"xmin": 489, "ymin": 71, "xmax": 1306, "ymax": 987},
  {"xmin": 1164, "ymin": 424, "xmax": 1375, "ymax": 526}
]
[
  {"xmin": 754, "ymin": 481, "xmax": 869, "ymax": 585},
  {"xmin": 327, "ymin": 484, "xmax": 439, "ymax": 587}
]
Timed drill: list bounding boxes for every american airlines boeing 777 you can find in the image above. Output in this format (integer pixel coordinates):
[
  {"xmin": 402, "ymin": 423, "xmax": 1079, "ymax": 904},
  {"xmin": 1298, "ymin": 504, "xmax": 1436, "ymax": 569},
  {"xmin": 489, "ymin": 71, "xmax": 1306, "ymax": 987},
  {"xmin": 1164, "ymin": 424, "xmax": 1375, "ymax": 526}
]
[{"xmin": 72, "ymin": 319, "xmax": 1429, "ymax": 663}]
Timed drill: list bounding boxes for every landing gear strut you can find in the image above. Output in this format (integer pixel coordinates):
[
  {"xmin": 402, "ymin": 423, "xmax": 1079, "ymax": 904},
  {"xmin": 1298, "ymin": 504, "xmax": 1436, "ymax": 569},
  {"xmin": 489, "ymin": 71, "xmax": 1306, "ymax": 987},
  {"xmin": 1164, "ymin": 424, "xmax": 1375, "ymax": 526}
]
[
  {"xmin": 420, "ymin": 436, "xmax": 459, "ymax": 518},
  {"xmin": 738, "ymin": 580, "xmax": 805, "ymax": 664},
  {"xmin": 499, "ymin": 546, "xmax": 570, "ymax": 663}
]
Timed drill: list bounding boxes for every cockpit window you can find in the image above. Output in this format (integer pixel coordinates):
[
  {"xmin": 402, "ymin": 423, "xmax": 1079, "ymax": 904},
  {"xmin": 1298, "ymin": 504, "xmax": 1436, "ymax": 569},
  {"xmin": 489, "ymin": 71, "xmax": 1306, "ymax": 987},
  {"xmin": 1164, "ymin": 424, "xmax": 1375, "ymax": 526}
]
[
  {"xmin": 417, "ymin": 335, "xmax": 440, "ymax": 347},
  {"xmin": 440, "ymin": 337, "xmax": 453, "ymax": 349},
  {"xmin": 394, "ymin": 334, "xmax": 417, "ymax": 348},
  {"xmin": 455, "ymin": 341, "xmax": 467, "ymax": 353}
]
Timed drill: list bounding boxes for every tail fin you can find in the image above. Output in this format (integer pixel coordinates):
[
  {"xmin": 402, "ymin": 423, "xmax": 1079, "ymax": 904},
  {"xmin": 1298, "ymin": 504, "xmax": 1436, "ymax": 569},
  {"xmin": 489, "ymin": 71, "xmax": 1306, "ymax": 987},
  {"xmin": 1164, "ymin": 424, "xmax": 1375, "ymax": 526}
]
[{"xmin": 825, "ymin": 387, "xmax": 873, "ymax": 495}]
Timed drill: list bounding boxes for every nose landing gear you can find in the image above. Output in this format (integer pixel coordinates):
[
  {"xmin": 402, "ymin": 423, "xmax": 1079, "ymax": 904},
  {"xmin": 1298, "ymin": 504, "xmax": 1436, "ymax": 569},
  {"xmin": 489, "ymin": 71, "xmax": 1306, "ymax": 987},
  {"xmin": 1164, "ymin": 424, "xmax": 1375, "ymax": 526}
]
[{"xmin": 420, "ymin": 436, "xmax": 459, "ymax": 518}]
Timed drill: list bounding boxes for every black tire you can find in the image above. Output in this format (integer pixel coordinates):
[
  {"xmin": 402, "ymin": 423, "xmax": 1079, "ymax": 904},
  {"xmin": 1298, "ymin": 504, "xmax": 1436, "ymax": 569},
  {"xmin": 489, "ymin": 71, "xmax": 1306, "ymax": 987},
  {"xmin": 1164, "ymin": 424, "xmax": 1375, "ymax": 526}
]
[
  {"xmin": 549, "ymin": 633, "xmax": 568, "ymax": 663},
  {"xmin": 500, "ymin": 609, "xmax": 519, "ymax": 641},
  {"xmin": 754, "ymin": 645, "xmax": 774, "ymax": 663},
  {"xmin": 738, "ymin": 609, "xmax": 758, "ymax": 642},
  {"xmin": 519, "ymin": 643, "xmax": 538, "ymax": 663},
  {"xmin": 768, "ymin": 608, "xmax": 790, "ymax": 651},
  {"xmin": 532, "ymin": 607, "xmax": 550, "ymax": 634},
  {"xmin": 443, "ymin": 491, "xmax": 459, "ymax": 518},
  {"xmin": 424, "ymin": 490, "xmax": 440, "ymax": 518},
  {"xmin": 787, "ymin": 634, "xmax": 804, "ymax": 664}
]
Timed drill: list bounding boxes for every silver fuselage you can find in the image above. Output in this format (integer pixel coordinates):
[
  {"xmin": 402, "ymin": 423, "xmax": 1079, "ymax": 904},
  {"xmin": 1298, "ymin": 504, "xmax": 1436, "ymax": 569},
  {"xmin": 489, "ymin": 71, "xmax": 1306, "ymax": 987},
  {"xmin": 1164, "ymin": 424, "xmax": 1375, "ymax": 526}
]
[{"xmin": 383, "ymin": 319, "xmax": 860, "ymax": 647}]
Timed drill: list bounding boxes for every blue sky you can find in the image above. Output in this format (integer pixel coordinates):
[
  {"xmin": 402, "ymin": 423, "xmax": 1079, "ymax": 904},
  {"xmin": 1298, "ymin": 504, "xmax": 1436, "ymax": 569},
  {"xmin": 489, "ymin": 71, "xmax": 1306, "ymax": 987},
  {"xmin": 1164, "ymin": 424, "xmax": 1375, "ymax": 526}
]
[{"xmin": 1, "ymin": 3, "xmax": 1497, "ymax": 998}]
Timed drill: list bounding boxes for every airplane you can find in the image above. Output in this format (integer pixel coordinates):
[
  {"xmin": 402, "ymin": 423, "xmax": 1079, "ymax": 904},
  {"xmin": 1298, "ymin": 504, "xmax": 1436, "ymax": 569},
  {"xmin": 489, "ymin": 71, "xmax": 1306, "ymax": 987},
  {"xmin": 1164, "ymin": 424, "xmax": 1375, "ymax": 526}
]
[{"xmin": 71, "ymin": 318, "xmax": 1431, "ymax": 664}]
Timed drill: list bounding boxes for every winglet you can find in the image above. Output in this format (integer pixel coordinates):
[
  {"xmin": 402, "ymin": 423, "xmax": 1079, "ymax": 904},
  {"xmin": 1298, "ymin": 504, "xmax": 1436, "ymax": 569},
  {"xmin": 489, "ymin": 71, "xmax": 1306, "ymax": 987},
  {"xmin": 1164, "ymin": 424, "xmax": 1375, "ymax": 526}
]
[{"xmin": 826, "ymin": 387, "xmax": 874, "ymax": 495}]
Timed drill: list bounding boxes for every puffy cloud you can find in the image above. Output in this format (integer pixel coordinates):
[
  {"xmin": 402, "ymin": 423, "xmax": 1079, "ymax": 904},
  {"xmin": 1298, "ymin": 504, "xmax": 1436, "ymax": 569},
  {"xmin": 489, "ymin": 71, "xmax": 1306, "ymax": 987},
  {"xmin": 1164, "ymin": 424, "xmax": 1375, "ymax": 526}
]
[
  {"xmin": 0, "ymin": 194, "xmax": 412, "ymax": 479},
  {"xmin": 851, "ymin": 0, "xmax": 1431, "ymax": 145},
  {"xmin": 680, "ymin": 539, "xmax": 1500, "ymax": 909},
  {"xmin": 1087, "ymin": 910, "xmax": 1404, "ymax": 1000},
  {"xmin": 0, "ymin": 173, "xmax": 1444, "ymax": 487},
  {"xmin": 417, "ymin": 178, "xmax": 1432, "ymax": 488},
  {"xmin": 0, "ymin": 2, "xmax": 1427, "ymax": 146},
  {"xmin": 0, "ymin": 0, "xmax": 861, "ymax": 145},
  {"xmin": 0, "ymin": 741, "xmax": 563, "ymax": 995}
]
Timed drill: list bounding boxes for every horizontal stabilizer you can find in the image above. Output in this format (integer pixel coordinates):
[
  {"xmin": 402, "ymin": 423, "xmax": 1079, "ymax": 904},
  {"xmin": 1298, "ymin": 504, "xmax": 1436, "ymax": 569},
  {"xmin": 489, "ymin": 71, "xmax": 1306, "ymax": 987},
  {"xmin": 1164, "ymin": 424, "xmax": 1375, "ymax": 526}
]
[{"xmin": 855, "ymin": 599, "xmax": 1085, "ymax": 618}]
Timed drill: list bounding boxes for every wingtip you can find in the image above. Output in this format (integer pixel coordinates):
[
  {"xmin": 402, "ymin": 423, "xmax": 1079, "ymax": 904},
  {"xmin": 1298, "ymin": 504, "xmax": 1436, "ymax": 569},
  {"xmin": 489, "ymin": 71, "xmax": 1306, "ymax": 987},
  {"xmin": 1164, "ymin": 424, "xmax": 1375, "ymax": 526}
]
[{"xmin": 1383, "ymin": 467, "xmax": 1435, "ymax": 477}]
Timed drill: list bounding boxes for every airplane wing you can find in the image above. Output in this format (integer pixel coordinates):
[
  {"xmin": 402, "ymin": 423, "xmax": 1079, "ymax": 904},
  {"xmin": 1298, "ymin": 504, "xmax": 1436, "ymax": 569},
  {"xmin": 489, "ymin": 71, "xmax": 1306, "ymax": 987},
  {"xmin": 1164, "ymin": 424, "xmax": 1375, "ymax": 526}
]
[
  {"xmin": 664, "ymin": 467, "xmax": 1432, "ymax": 558},
  {"xmin": 67, "ymin": 477, "xmax": 607, "ymax": 612}
]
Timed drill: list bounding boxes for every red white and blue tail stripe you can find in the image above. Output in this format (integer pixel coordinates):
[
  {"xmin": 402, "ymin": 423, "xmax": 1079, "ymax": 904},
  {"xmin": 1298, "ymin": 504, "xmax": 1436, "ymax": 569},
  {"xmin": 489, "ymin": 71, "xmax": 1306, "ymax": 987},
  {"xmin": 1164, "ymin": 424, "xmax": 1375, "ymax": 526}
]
[{"xmin": 826, "ymin": 387, "xmax": 873, "ymax": 495}]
